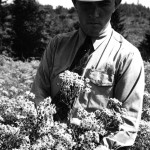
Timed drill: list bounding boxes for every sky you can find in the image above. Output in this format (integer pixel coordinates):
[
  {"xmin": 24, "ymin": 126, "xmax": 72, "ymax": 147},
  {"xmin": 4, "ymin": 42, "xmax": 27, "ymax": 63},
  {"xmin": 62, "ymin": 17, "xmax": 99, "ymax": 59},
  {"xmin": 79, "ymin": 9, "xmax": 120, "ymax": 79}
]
[{"xmin": 6, "ymin": 0, "xmax": 150, "ymax": 8}]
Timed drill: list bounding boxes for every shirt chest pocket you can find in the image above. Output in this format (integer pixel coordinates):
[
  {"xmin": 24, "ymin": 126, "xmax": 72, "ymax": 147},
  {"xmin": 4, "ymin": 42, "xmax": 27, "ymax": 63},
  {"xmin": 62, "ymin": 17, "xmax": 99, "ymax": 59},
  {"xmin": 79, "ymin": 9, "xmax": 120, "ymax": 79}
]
[
  {"xmin": 88, "ymin": 69, "xmax": 114, "ymax": 87},
  {"xmin": 82, "ymin": 69, "xmax": 115, "ymax": 109}
]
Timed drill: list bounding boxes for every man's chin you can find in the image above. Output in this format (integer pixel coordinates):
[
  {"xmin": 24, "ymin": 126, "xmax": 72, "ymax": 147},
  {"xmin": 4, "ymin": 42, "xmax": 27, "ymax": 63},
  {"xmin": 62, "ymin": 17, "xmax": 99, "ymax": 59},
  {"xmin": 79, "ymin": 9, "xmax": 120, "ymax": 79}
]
[
  {"xmin": 81, "ymin": 27, "xmax": 103, "ymax": 38},
  {"xmin": 85, "ymin": 31, "xmax": 102, "ymax": 38},
  {"xmin": 84, "ymin": 28, "xmax": 102, "ymax": 36}
]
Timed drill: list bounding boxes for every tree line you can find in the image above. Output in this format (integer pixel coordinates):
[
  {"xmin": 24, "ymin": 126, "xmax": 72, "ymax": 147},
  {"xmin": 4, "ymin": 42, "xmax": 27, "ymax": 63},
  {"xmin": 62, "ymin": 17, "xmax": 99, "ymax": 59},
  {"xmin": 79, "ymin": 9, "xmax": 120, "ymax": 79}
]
[{"xmin": 0, "ymin": 0, "xmax": 150, "ymax": 61}]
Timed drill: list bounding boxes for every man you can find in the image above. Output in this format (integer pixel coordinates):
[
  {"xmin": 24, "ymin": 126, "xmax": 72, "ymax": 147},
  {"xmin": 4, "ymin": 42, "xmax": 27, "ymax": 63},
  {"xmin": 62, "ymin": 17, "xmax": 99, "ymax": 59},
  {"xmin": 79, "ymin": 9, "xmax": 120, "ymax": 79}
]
[{"xmin": 31, "ymin": 0, "xmax": 145, "ymax": 149}]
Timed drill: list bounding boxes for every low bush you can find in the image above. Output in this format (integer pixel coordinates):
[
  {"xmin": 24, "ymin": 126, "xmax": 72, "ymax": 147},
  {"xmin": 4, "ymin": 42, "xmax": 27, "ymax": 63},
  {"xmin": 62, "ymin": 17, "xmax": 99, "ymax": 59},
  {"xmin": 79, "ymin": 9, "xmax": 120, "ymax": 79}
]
[
  {"xmin": 0, "ymin": 55, "xmax": 150, "ymax": 149},
  {"xmin": 0, "ymin": 55, "xmax": 39, "ymax": 98}
]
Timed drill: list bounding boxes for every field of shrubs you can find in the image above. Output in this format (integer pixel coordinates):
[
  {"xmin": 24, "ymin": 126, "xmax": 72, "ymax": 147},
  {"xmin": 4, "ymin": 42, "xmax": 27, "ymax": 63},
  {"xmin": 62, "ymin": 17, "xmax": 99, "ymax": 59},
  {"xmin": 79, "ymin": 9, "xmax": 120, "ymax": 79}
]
[{"xmin": 0, "ymin": 55, "xmax": 150, "ymax": 149}]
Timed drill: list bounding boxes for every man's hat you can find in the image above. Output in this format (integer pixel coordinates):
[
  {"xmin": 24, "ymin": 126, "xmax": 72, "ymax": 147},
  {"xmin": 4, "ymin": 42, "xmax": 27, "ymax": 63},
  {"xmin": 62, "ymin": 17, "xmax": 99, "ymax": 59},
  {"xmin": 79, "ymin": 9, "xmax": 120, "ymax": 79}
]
[
  {"xmin": 76, "ymin": 0, "xmax": 122, "ymax": 3},
  {"xmin": 77, "ymin": 0, "xmax": 104, "ymax": 1}
]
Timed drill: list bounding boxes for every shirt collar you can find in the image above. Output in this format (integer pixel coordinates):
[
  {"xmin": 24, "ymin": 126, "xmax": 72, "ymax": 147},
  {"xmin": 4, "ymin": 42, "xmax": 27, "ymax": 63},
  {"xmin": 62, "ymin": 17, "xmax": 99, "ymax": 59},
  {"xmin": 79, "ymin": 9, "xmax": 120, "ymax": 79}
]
[
  {"xmin": 78, "ymin": 27, "xmax": 87, "ymax": 44},
  {"xmin": 78, "ymin": 22, "xmax": 113, "ymax": 50}
]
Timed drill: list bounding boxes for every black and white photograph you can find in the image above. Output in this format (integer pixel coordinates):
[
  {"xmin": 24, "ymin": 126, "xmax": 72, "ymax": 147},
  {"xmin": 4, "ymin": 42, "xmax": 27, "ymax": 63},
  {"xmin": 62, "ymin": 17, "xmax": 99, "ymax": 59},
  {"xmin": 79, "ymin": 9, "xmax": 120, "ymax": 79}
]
[{"xmin": 0, "ymin": 0, "xmax": 150, "ymax": 149}]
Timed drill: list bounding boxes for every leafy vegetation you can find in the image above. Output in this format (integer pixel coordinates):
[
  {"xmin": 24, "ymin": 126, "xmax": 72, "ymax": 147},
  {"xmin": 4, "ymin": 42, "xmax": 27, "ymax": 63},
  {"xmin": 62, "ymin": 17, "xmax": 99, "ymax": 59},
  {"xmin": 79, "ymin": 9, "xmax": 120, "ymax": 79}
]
[
  {"xmin": 0, "ymin": 55, "xmax": 150, "ymax": 149},
  {"xmin": 11, "ymin": 0, "xmax": 46, "ymax": 60},
  {"xmin": 0, "ymin": 55, "xmax": 39, "ymax": 98},
  {"xmin": 111, "ymin": 6, "xmax": 126, "ymax": 37},
  {"xmin": 138, "ymin": 18, "xmax": 150, "ymax": 61},
  {"xmin": 0, "ymin": 51, "xmax": 150, "ymax": 150}
]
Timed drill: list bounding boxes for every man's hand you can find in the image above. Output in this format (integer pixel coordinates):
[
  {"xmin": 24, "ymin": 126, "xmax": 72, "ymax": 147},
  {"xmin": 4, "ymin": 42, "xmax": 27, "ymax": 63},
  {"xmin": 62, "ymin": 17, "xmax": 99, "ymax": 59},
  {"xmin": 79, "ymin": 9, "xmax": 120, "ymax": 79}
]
[{"xmin": 94, "ymin": 145, "xmax": 109, "ymax": 150}]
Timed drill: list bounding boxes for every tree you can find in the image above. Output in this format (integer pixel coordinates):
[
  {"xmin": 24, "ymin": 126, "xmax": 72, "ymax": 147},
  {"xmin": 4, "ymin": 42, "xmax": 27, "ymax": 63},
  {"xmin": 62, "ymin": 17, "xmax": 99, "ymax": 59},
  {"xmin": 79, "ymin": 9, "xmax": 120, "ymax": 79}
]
[
  {"xmin": 138, "ymin": 18, "xmax": 150, "ymax": 61},
  {"xmin": 0, "ymin": 0, "xmax": 10, "ymax": 54},
  {"xmin": 111, "ymin": 6, "xmax": 126, "ymax": 37},
  {"xmin": 0, "ymin": 0, "xmax": 7, "ymax": 27},
  {"xmin": 68, "ymin": 7, "xmax": 76, "ymax": 14},
  {"xmin": 12, "ymin": 0, "xmax": 46, "ymax": 60},
  {"xmin": 55, "ymin": 6, "xmax": 67, "ymax": 15}
]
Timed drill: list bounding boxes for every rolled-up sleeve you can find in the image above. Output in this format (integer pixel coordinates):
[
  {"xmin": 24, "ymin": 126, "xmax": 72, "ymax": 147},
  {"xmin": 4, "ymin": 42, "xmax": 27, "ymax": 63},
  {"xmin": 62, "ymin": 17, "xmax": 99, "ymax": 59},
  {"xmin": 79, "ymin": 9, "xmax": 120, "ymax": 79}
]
[{"xmin": 102, "ymin": 50, "xmax": 145, "ymax": 149}]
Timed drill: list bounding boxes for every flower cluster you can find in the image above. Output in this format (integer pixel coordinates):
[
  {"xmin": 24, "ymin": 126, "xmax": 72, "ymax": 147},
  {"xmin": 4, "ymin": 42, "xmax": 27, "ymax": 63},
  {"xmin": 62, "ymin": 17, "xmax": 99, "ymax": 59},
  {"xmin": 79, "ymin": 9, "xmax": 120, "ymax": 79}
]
[
  {"xmin": 142, "ymin": 91, "xmax": 150, "ymax": 121},
  {"xmin": 0, "ymin": 87, "xmax": 127, "ymax": 150},
  {"xmin": 31, "ymin": 121, "xmax": 75, "ymax": 150},
  {"xmin": 69, "ymin": 98, "xmax": 125, "ymax": 150},
  {"xmin": 56, "ymin": 70, "xmax": 91, "ymax": 111},
  {"xmin": 58, "ymin": 70, "xmax": 91, "ymax": 98},
  {"xmin": 0, "ymin": 92, "xmax": 37, "ymax": 150},
  {"xmin": 55, "ymin": 70, "xmax": 127, "ymax": 149},
  {"xmin": 0, "ymin": 92, "xmax": 76, "ymax": 150}
]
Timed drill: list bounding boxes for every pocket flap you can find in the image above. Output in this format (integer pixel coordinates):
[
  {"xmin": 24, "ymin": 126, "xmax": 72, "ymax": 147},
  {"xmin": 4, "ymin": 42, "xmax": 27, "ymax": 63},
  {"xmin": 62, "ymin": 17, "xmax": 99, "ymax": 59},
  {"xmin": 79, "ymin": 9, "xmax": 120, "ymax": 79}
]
[{"xmin": 89, "ymin": 69, "xmax": 114, "ymax": 86}]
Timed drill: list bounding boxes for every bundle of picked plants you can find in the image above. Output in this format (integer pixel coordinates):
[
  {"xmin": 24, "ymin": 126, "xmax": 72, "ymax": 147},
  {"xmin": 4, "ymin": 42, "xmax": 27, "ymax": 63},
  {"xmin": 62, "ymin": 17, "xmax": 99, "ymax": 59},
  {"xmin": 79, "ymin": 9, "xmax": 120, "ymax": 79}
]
[
  {"xmin": 55, "ymin": 70, "xmax": 127, "ymax": 149},
  {"xmin": 69, "ymin": 98, "xmax": 126, "ymax": 150}
]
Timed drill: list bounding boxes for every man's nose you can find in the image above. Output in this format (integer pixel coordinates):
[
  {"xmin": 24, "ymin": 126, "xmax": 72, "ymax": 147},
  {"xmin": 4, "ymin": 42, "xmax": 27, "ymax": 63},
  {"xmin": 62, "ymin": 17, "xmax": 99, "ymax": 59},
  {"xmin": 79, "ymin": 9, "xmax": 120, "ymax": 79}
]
[{"xmin": 89, "ymin": 4, "xmax": 100, "ymax": 18}]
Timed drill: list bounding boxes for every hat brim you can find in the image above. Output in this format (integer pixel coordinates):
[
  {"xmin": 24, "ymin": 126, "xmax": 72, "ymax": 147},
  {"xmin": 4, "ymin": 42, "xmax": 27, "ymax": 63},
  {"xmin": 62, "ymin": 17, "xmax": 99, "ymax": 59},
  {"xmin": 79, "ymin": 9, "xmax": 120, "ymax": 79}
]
[{"xmin": 77, "ymin": 0, "xmax": 104, "ymax": 1}]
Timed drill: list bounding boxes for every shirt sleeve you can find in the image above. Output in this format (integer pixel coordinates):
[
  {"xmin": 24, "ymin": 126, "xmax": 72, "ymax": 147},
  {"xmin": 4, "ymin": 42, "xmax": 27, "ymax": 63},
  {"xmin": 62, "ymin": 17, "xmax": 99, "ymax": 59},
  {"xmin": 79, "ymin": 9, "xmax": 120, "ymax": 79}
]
[
  {"xmin": 102, "ymin": 50, "xmax": 145, "ymax": 149},
  {"xmin": 30, "ymin": 37, "xmax": 56, "ymax": 106}
]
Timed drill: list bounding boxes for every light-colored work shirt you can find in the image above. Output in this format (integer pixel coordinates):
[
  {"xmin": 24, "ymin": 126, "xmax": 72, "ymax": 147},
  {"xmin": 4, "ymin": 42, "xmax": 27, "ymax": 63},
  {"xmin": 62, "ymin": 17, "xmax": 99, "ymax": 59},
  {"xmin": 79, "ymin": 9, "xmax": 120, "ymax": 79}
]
[{"xmin": 31, "ymin": 25, "xmax": 145, "ymax": 149}]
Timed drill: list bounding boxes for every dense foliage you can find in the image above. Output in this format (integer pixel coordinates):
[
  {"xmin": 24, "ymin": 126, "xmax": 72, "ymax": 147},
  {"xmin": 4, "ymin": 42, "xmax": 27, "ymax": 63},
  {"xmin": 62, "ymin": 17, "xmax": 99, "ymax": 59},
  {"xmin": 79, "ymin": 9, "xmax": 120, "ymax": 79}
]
[
  {"xmin": 138, "ymin": 18, "xmax": 150, "ymax": 61},
  {"xmin": 11, "ymin": 0, "xmax": 46, "ymax": 60},
  {"xmin": 0, "ymin": 90, "xmax": 127, "ymax": 150},
  {"xmin": 111, "ymin": 6, "xmax": 126, "ymax": 37},
  {"xmin": 0, "ymin": 2, "xmax": 150, "ymax": 60},
  {"xmin": 0, "ymin": 0, "xmax": 12, "ymax": 54},
  {"xmin": 0, "ymin": 55, "xmax": 39, "ymax": 98},
  {"xmin": 0, "ymin": 54, "xmax": 150, "ymax": 149}
]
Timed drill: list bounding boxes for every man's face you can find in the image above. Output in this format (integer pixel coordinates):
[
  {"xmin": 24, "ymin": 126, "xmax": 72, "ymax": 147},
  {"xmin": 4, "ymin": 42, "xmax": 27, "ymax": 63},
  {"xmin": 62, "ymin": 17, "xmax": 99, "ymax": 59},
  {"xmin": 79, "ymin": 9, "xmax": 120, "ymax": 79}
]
[{"xmin": 74, "ymin": 0, "xmax": 116, "ymax": 38}]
